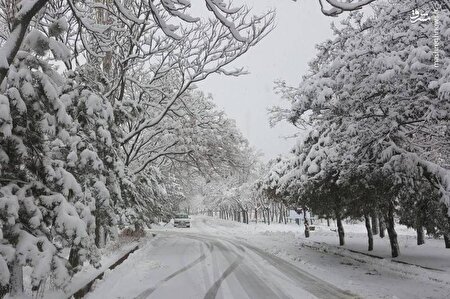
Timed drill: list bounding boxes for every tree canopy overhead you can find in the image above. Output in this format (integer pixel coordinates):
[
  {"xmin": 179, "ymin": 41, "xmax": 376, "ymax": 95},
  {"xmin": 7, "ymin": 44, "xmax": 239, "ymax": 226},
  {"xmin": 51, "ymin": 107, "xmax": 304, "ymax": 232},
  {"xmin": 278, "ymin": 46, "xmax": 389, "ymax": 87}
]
[{"xmin": 0, "ymin": 0, "xmax": 274, "ymax": 295}]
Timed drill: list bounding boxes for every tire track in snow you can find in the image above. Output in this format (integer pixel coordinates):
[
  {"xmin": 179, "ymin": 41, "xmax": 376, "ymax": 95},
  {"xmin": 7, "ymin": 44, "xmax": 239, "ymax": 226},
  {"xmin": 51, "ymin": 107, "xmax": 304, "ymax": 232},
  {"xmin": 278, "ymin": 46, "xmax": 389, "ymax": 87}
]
[
  {"xmin": 215, "ymin": 239, "xmax": 289, "ymax": 299},
  {"xmin": 192, "ymin": 219, "xmax": 356, "ymax": 298},
  {"xmin": 220, "ymin": 239, "xmax": 293, "ymax": 299},
  {"xmin": 149, "ymin": 225, "xmax": 357, "ymax": 299},
  {"xmin": 133, "ymin": 247, "xmax": 207, "ymax": 299},
  {"xmin": 207, "ymin": 232, "xmax": 356, "ymax": 298},
  {"xmin": 155, "ymin": 230, "xmax": 357, "ymax": 299},
  {"xmin": 188, "ymin": 233, "xmax": 288, "ymax": 299},
  {"xmin": 240, "ymin": 241, "xmax": 359, "ymax": 299},
  {"xmin": 200, "ymin": 242, "xmax": 212, "ymax": 294},
  {"xmin": 172, "ymin": 233, "xmax": 243, "ymax": 298},
  {"xmin": 203, "ymin": 256, "xmax": 243, "ymax": 299}
]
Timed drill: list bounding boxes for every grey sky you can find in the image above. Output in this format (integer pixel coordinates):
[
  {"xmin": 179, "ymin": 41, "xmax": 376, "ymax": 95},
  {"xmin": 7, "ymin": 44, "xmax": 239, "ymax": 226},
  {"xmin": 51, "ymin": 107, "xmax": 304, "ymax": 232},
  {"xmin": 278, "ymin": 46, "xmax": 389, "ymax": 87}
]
[{"xmin": 196, "ymin": 0, "xmax": 335, "ymax": 161}]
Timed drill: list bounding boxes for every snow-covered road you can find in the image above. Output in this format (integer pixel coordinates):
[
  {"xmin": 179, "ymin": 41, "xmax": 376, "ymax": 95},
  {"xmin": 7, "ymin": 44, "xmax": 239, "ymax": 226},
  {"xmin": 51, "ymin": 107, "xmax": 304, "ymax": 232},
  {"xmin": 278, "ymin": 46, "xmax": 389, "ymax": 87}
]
[
  {"xmin": 86, "ymin": 217, "xmax": 356, "ymax": 299},
  {"xmin": 84, "ymin": 216, "xmax": 450, "ymax": 299}
]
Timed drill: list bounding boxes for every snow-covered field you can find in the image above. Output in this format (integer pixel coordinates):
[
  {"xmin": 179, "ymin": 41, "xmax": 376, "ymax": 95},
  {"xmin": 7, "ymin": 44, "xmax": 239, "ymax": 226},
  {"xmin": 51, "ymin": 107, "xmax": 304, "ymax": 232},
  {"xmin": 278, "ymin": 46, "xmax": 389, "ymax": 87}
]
[{"xmin": 74, "ymin": 216, "xmax": 450, "ymax": 299}]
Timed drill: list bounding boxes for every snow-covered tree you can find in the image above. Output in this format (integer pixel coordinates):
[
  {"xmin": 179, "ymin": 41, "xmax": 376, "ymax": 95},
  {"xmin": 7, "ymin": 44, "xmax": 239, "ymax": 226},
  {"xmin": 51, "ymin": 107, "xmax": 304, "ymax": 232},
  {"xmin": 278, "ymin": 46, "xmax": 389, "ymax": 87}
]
[
  {"xmin": 277, "ymin": 1, "xmax": 450, "ymax": 209},
  {"xmin": 0, "ymin": 0, "xmax": 274, "ymax": 295},
  {"xmin": 271, "ymin": 0, "xmax": 450, "ymax": 256},
  {"xmin": 0, "ymin": 40, "xmax": 101, "ymax": 295}
]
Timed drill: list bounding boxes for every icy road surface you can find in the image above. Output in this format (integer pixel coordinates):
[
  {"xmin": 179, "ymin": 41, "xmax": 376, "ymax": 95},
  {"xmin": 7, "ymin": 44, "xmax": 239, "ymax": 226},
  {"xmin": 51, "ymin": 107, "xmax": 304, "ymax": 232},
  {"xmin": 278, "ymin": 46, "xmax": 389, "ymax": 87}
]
[{"xmin": 86, "ymin": 217, "xmax": 356, "ymax": 299}]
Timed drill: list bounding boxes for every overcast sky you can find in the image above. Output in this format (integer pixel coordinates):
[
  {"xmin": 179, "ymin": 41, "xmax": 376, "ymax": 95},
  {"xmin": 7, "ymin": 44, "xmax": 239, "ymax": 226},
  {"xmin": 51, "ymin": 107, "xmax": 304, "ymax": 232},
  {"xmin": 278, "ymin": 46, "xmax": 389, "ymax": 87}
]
[{"xmin": 196, "ymin": 0, "xmax": 336, "ymax": 161}]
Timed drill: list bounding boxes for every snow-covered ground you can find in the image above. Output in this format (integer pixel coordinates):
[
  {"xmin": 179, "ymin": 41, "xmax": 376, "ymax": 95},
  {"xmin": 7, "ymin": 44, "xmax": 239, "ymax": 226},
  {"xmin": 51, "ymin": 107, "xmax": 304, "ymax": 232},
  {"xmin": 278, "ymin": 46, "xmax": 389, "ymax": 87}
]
[
  {"xmin": 80, "ymin": 216, "xmax": 450, "ymax": 299},
  {"xmin": 196, "ymin": 217, "xmax": 450, "ymax": 271},
  {"xmin": 85, "ymin": 229, "xmax": 338, "ymax": 299},
  {"xmin": 189, "ymin": 216, "xmax": 450, "ymax": 298},
  {"xmin": 41, "ymin": 237, "xmax": 143, "ymax": 299}
]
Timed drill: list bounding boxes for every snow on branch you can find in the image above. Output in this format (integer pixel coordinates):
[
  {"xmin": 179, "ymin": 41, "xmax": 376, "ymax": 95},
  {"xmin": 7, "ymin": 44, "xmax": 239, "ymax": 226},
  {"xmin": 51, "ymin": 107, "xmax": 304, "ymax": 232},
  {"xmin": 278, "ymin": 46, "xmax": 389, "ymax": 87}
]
[
  {"xmin": 113, "ymin": 0, "xmax": 146, "ymax": 24},
  {"xmin": 160, "ymin": 0, "xmax": 200, "ymax": 23},
  {"xmin": 382, "ymin": 142, "xmax": 450, "ymax": 214},
  {"xmin": 205, "ymin": 0, "xmax": 247, "ymax": 42},
  {"xmin": 0, "ymin": 0, "xmax": 48, "ymax": 84},
  {"xmin": 119, "ymin": 9, "xmax": 274, "ymax": 146},
  {"xmin": 317, "ymin": 0, "xmax": 375, "ymax": 16},
  {"xmin": 325, "ymin": 0, "xmax": 375, "ymax": 11},
  {"xmin": 149, "ymin": 0, "xmax": 182, "ymax": 40}
]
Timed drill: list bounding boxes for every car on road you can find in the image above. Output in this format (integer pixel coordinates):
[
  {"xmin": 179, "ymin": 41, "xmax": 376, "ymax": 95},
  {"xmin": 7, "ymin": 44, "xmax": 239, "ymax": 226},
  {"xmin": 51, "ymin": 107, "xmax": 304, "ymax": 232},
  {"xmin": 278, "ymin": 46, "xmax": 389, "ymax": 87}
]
[{"xmin": 174, "ymin": 214, "xmax": 191, "ymax": 228}]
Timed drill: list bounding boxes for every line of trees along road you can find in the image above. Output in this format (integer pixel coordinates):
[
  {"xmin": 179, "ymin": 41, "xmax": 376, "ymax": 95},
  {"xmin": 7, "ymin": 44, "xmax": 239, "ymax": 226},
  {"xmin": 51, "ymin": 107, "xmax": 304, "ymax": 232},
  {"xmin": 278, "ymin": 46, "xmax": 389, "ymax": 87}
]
[
  {"xmin": 199, "ymin": 0, "xmax": 450, "ymax": 261},
  {"xmin": 265, "ymin": 0, "xmax": 450, "ymax": 258}
]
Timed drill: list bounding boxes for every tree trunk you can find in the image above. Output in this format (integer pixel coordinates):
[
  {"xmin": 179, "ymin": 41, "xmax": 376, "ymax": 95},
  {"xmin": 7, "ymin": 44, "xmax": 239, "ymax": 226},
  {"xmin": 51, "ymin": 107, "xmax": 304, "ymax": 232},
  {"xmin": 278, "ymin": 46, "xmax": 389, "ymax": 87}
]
[
  {"xmin": 336, "ymin": 215, "xmax": 345, "ymax": 246},
  {"xmin": 270, "ymin": 205, "xmax": 275, "ymax": 223},
  {"xmin": 69, "ymin": 247, "xmax": 81, "ymax": 270},
  {"xmin": 95, "ymin": 212, "xmax": 102, "ymax": 247},
  {"xmin": 444, "ymin": 234, "xmax": 450, "ymax": 248},
  {"xmin": 386, "ymin": 206, "xmax": 400, "ymax": 258},
  {"xmin": 303, "ymin": 208, "xmax": 310, "ymax": 238},
  {"xmin": 327, "ymin": 217, "xmax": 330, "ymax": 227},
  {"xmin": 415, "ymin": 206, "xmax": 425, "ymax": 245},
  {"xmin": 416, "ymin": 225, "xmax": 425, "ymax": 245},
  {"xmin": 255, "ymin": 208, "xmax": 258, "ymax": 223},
  {"xmin": 379, "ymin": 215, "xmax": 386, "ymax": 238},
  {"xmin": 443, "ymin": 207, "xmax": 450, "ymax": 248},
  {"xmin": 104, "ymin": 226, "xmax": 109, "ymax": 244},
  {"xmin": 284, "ymin": 206, "xmax": 288, "ymax": 224},
  {"xmin": 9, "ymin": 259, "xmax": 24, "ymax": 297},
  {"xmin": 371, "ymin": 213, "xmax": 379, "ymax": 235},
  {"xmin": 364, "ymin": 214, "xmax": 374, "ymax": 251},
  {"xmin": 278, "ymin": 204, "xmax": 283, "ymax": 223},
  {"xmin": 267, "ymin": 208, "xmax": 271, "ymax": 225},
  {"xmin": 304, "ymin": 224, "xmax": 310, "ymax": 238}
]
